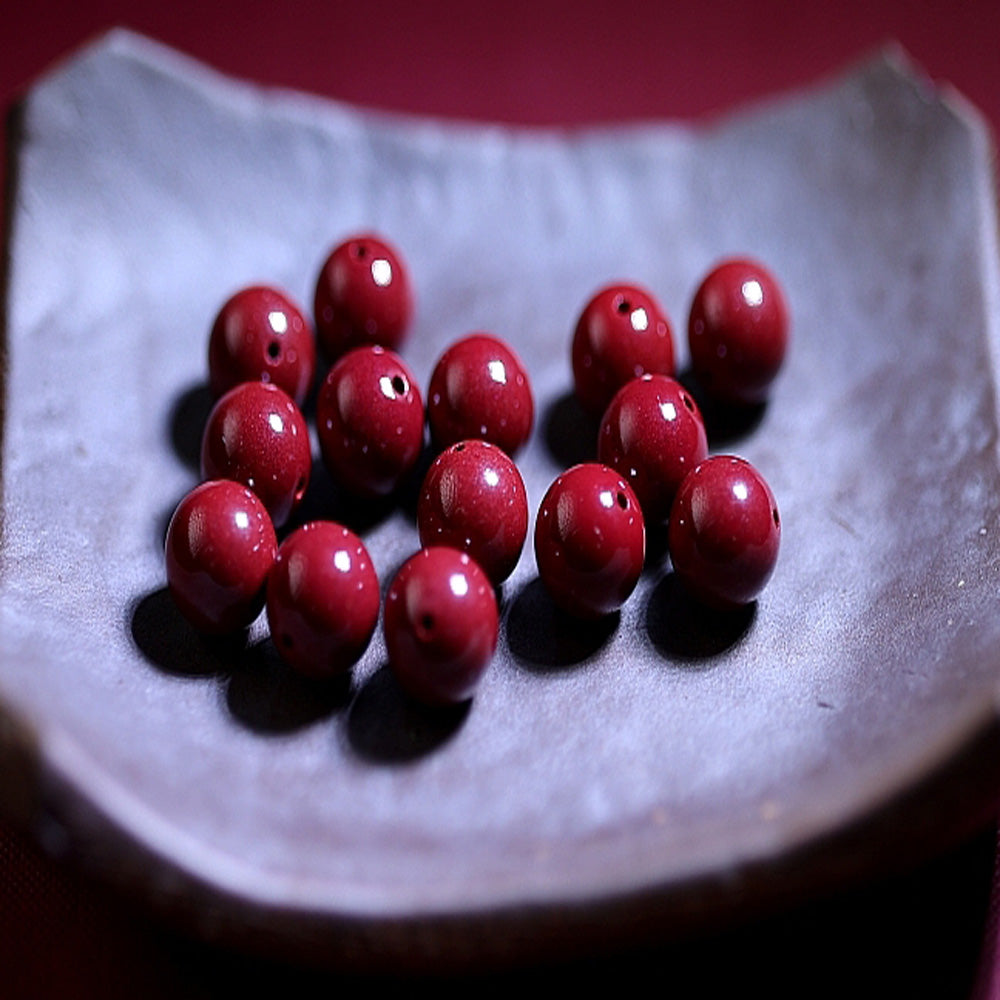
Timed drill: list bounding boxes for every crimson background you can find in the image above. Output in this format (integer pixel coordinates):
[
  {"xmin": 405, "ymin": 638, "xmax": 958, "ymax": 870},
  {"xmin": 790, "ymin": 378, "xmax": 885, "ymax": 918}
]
[
  {"xmin": 3, "ymin": 1, "xmax": 1000, "ymax": 130},
  {"xmin": 1, "ymin": 2, "xmax": 999, "ymax": 996}
]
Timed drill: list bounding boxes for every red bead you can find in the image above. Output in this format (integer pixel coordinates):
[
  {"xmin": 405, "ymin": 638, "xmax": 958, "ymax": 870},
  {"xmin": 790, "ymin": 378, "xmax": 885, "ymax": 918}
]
[
  {"xmin": 266, "ymin": 521, "xmax": 380, "ymax": 679},
  {"xmin": 313, "ymin": 233, "xmax": 413, "ymax": 361},
  {"xmin": 597, "ymin": 374, "xmax": 708, "ymax": 525},
  {"xmin": 571, "ymin": 283, "xmax": 675, "ymax": 416},
  {"xmin": 316, "ymin": 345, "xmax": 425, "ymax": 498},
  {"xmin": 427, "ymin": 333, "xmax": 534, "ymax": 455},
  {"xmin": 200, "ymin": 381, "xmax": 311, "ymax": 529},
  {"xmin": 417, "ymin": 439, "xmax": 528, "ymax": 584},
  {"xmin": 164, "ymin": 480, "xmax": 278, "ymax": 634},
  {"xmin": 688, "ymin": 257, "xmax": 789, "ymax": 405},
  {"xmin": 534, "ymin": 463, "xmax": 645, "ymax": 618},
  {"xmin": 668, "ymin": 455, "xmax": 781, "ymax": 608},
  {"xmin": 207, "ymin": 285, "xmax": 316, "ymax": 407},
  {"xmin": 384, "ymin": 547, "xmax": 499, "ymax": 706}
]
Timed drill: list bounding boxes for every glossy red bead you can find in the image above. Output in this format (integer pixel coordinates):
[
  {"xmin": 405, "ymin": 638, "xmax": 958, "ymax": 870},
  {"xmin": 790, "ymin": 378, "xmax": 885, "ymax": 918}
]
[
  {"xmin": 313, "ymin": 233, "xmax": 414, "ymax": 361},
  {"xmin": 207, "ymin": 285, "xmax": 316, "ymax": 407},
  {"xmin": 668, "ymin": 455, "xmax": 781, "ymax": 608},
  {"xmin": 571, "ymin": 283, "xmax": 675, "ymax": 417},
  {"xmin": 200, "ymin": 381, "xmax": 311, "ymax": 529},
  {"xmin": 316, "ymin": 345, "xmax": 425, "ymax": 498},
  {"xmin": 534, "ymin": 463, "xmax": 645, "ymax": 619},
  {"xmin": 417, "ymin": 439, "xmax": 528, "ymax": 584},
  {"xmin": 384, "ymin": 547, "xmax": 499, "ymax": 706},
  {"xmin": 597, "ymin": 374, "xmax": 708, "ymax": 526},
  {"xmin": 164, "ymin": 479, "xmax": 278, "ymax": 634},
  {"xmin": 688, "ymin": 257, "xmax": 789, "ymax": 405},
  {"xmin": 427, "ymin": 333, "xmax": 534, "ymax": 455},
  {"xmin": 266, "ymin": 521, "xmax": 379, "ymax": 679}
]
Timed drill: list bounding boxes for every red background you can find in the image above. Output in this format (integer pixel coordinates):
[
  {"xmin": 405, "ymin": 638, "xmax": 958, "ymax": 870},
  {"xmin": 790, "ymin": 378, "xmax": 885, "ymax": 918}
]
[
  {"xmin": 1, "ymin": 2, "xmax": 999, "ymax": 996},
  {"xmin": 2, "ymin": 1, "xmax": 999, "ymax": 131}
]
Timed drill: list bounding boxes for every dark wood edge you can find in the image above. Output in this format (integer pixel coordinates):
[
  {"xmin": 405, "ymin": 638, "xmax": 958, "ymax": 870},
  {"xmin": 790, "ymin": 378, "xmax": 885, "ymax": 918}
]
[{"xmin": 0, "ymin": 694, "xmax": 992, "ymax": 976}]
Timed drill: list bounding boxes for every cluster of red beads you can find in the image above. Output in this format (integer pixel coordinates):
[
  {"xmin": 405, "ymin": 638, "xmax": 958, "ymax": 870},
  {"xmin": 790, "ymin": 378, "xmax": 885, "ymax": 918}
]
[
  {"xmin": 541, "ymin": 258, "xmax": 787, "ymax": 615},
  {"xmin": 165, "ymin": 237, "xmax": 788, "ymax": 704},
  {"xmin": 166, "ymin": 232, "xmax": 537, "ymax": 706}
]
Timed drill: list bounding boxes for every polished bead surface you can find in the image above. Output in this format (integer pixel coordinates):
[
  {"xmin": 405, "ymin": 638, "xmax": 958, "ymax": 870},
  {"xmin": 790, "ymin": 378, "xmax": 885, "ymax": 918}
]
[
  {"xmin": 200, "ymin": 381, "xmax": 311, "ymax": 528},
  {"xmin": 207, "ymin": 284, "xmax": 316, "ymax": 406},
  {"xmin": 313, "ymin": 233, "xmax": 413, "ymax": 361},
  {"xmin": 417, "ymin": 439, "xmax": 528, "ymax": 584},
  {"xmin": 427, "ymin": 333, "xmax": 534, "ymax": 455},
  {"xmin": 668, "ymin": 455, "xmax": 781, "ymax": 607},
  {"xmin": 164, "ymin": 479, "xmax": 278, "ymax": 634},
  {"xmin": 534, "ymin": 463, "xmax": 645, "ymax": 618},
  {"xmin": 571, "ymin": 283, "xmax": 675, "ymax": 416},
  {"xmin": 688, "ymin": 257, "xmax": 789, "ymax": 405},
  {"xmin": 266, "ymin": 521, "xmax": 380, "ymax": 679},
  {"xmin": 597, "ymin": 374, "xmax": 708, "ymax": 525},
  {"xmin": 316, "ymin": 344, "xmax": 425, "ymax": 498},
  {"xmin": 384, "ymin": 547, "xmax": 499, "ymax": 706}
]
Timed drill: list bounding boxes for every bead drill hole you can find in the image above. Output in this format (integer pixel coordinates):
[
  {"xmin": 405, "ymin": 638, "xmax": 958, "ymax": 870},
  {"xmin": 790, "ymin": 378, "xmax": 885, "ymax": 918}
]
[
  {"xmin": 267, "ymin": 341, "xmax": 281, "ymax": 359},
  {"xmin": 391, "ymin": 375, "xmax": 407, "ymax": 395},
  {"xmin": 773, "ymin": 508, "xmax": 780, "ymax": 527},
  {"xmin": 616, "ymin": 491, "xmax": 629, "ymax": 510},
  {"xmin": 616, "ymin": 299, "xmax": 632, "ymax": 314},
  {"xmin": 453, "ymin": 443, "xmax": 465, "ymax": 452},
  {"xmin": 682, "ymin": 393, "xmax": 695, "ymax": 411},
  {"xmin": 353, "ymin": 243, "xmax": 368, "ymax": 259}
]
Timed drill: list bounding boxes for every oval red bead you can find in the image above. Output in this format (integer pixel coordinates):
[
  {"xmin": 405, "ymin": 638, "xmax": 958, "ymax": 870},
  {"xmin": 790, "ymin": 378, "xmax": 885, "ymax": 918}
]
[
  {"xmin": 571, "ymin": 283, "xmax": 675, "ymax": 416},
  {"xmin": 200, "ymin": 381, "xmax": 311, "ymax": 529},
  {"xmin": 164, "ymin": 479, "xmax": 278, "ymax": 634},
  {"xmin": 384, "ymin": 547, "xmax": 499, "ymax": 706},
  {"xmin": 597, "ymin": 374, "xmax": 708, "ymax": 525},
  {"xmin": 668, "ymin": 455, "xmax": 781, "ymax": 607},
  {"xmin": 417, "ymin": 439, "xmax": 528, "ymax": 584},
  {"xmin": 316, "ymin": 345, "xmax": 425, "ymax": 499},
  {"xmin": 207, "ymin": 284, "xmax": 316, "ymax": 407},
  {"xmin": 534, "ymin": 463, "xmax": 645, "ymax": 619},
  {"xmin": 427, "ymin": 333, "xmax": 534, "ymax": 455},
  {"xmin": 687, "ymin": 257, "xmax": 789, "ymax": 405},
  {"xmin": 266, "ymin": 521, "xmax": 380, "ymax": 679},
  {"xmin": 313, "ymin": 233, "xmax": 413, "ymax": 361}
]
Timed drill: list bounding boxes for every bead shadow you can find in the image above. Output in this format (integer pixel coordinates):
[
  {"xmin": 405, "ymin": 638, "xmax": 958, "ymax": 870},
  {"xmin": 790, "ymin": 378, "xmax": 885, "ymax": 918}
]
[
  {"xmin": 130, "ymin": 587, "xmax": 243, "ymax": 679},
  {"xmin": 346, "ymin": 664, "xmax": 469, "ymax": 763},
  {"xmin": 643, "ymin": 523, "xmax": 671, "ymax": 576},
  {"xmin": 169, "ymin": 381, "xmax": 214, "ymax": 472},
  {"xmin": 224, "ymin": 637, "xmax": 353, "ymax": 735},
  {"xmin": 391, "ymin": 438, "xmax": 436, "ymax": 526},
  {"xmin": 542, "ymin": 390, "xmax": 599, "ymax": 470},
  {"xmin": 505, "ymin": 577, "xmax": 618, "ymax": 672},
  {"xmin": 298, "ymin": 357, "xmax": 325, "ymax": 422},
  {"xmin": 285, "ymin": 458, "xmax": 399, "ymax": 538},
  {"xmin": 679, "ymin": 369, "xmax": 766, "ymax": 449},
  {"xmin": 644, "ymin": 572, "xmax": 755, "ymax": 663}
]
